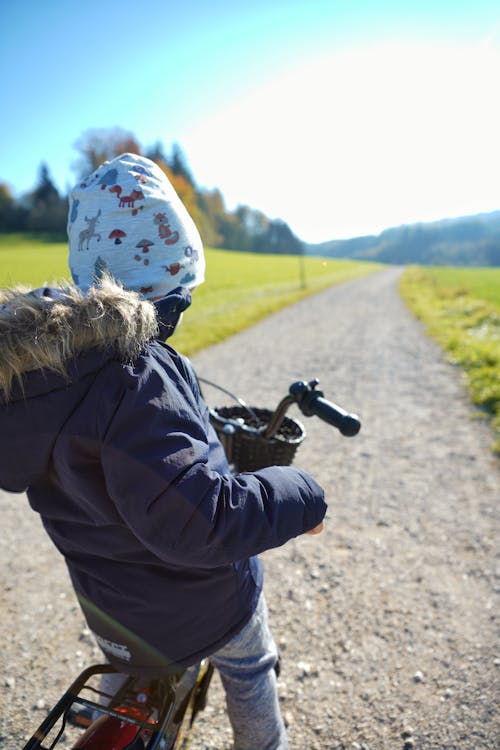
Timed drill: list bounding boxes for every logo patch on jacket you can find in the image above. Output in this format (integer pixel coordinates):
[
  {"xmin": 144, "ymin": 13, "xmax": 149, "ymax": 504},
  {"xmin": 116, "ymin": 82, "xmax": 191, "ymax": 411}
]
[{"xmin": 95, "ymin": 634, "xmax": 132, "ymax": 662}]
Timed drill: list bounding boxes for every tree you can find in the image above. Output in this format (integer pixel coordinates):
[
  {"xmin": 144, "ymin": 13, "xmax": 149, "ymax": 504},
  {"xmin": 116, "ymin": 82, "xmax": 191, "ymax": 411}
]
[
  {"xmin": 196, "ymin": 188, "xmax": 226, "ymax": 247},
  {"xmin": 236, "ymin": 205, "xmax": 268, "ymax": 252},
  {"xmin": 25, "ymin": 163, "xmax": 67, "ymax": 233},
  {"xmin": 482, "ymin": 240, "xmax": 500, "ymax": 266},
  {"xmin": 251, "ymin": 218, "xmax": 303, "ymax": 255},
  {"xmin": 145, "ymin": 141, "xmax": 170, "ymax": 166},
  {"xmin": 31, "ymin": 164, "xmax": 59, "ymax": 205},
  {"xmin": 73, "ymin": 128, "xmax": 142, "ymax": 178},
  {"xmin": 0, "ymin": 183, "xmax": 27, "ymax": 231},
  {"xmin": 169, "ymin": 143, "xmax": 195, "ymax": 186}
]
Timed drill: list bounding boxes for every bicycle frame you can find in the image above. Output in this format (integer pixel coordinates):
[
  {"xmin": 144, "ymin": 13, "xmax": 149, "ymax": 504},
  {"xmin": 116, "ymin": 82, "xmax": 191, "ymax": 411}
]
[{"xmin": 23, "ymin": 661, "xmax": 214, "ymax": 750}]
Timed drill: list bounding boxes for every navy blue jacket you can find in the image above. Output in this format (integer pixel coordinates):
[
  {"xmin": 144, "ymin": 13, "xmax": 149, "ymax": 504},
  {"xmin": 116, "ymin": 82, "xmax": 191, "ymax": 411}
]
[{"xmin": 0, "ymin": 282, "xmax": 326, "ymax": 674}]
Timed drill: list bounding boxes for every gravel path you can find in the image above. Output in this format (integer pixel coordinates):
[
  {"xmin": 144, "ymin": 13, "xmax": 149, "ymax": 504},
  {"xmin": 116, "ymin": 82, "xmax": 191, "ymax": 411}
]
[{"xmin": 1, "ymin": 267, "xmax": 498, "ymax": 749}]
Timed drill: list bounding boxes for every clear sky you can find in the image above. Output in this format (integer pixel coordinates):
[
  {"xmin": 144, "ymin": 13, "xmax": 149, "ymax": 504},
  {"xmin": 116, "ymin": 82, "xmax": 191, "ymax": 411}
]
[{"xmin": 1, "ymin": 0, "xmax": 500, "ymax": 242}]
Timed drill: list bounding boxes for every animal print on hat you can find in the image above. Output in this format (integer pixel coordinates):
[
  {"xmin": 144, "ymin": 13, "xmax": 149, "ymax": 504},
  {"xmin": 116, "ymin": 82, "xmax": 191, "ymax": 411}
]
[{"xmin": 67, "ymin": 153, "xmax": 205, "ymax": 299}]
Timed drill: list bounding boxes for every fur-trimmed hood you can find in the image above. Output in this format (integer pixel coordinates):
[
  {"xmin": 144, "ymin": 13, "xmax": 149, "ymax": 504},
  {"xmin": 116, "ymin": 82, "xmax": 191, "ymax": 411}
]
[{"xmin": 0, "ymin": 276, "xmax": 159, "ymax": 402}]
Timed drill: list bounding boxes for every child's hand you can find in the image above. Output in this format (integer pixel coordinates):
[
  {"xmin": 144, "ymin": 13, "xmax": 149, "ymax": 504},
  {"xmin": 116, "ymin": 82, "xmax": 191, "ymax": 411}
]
[{"xmin": 305, "ymin": 521, "xmax": 324, "ymax": 535}]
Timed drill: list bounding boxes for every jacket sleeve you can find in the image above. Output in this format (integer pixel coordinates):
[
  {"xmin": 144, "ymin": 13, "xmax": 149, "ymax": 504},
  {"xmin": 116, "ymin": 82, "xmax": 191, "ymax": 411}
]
[{"xmin": 100, "ymin": 353, "xmax": 327, "ymax": 568}]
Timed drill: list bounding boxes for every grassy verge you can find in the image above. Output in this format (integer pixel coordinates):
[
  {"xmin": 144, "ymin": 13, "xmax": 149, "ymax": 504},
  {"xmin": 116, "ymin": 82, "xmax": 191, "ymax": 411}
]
[
  {"xmin": 0, "ymin": 233, "xmax": 381, "ymax": 354},
  {"xmin": 399, "ymin": 266, "xmax": 500, "ymax": 452}
]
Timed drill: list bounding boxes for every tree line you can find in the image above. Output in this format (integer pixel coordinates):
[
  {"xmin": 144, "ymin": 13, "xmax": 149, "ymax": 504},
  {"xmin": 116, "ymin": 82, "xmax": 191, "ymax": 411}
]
[
  {"xmin": 307, "ymin": 212, "xmax": 500, "ymax": 266},
  {"xmin": 0, "ymin": 128, "xmax": 304, "ymax": 255}
]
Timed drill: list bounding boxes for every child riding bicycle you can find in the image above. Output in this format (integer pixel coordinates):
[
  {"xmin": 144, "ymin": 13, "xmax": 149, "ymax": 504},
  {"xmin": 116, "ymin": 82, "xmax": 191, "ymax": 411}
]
[{"xmin": 0, "ymin": 154, "xmax": 326, "ymax": 750}]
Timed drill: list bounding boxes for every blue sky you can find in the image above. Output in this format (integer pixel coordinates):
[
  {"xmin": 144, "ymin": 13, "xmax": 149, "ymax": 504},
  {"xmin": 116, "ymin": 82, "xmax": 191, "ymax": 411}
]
[{"xmin": 2, "ymin": 0, "xmax": 500, "ymax": 242}]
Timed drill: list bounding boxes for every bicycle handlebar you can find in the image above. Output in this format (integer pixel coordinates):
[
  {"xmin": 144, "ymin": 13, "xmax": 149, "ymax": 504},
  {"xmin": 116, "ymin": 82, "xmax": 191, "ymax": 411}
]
[
  {"xmin": 301, "ymin": 393, "xmax": 361, "ymax": 436},
  {"xmin": 288, "ymin": 380, "xmax": 361, "ymax": 437},
  {"xmin": 261, "ymin": 380, "xmax": 361, "ymax": 439},
  {"xmin": 200, "ymin": 375, "xmax": 361, "ymax": 440}
]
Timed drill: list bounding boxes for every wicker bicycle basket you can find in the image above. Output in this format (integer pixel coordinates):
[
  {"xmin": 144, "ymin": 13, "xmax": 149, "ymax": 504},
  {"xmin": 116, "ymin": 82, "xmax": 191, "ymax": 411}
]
[{"xmin": 209, "ymin": 405, "xmax": 305, "ymax": 472}]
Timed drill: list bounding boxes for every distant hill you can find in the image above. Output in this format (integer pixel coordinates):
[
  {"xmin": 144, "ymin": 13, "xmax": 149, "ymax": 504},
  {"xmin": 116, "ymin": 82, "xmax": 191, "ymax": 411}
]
[{"xmin": 306, "ymin": 211, "xmax": 500, "ymax": 266}]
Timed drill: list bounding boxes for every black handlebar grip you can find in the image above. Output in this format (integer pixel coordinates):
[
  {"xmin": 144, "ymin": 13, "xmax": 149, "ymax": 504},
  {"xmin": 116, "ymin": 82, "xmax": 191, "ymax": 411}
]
[{"xmin": 310, "ymin": 395, "xmax": 361, "ymax": 436}]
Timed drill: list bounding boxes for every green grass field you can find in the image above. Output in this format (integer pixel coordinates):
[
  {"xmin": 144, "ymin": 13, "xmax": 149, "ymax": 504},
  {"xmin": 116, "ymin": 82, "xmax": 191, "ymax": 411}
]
[
  {"xmin": 400, "ymin": 266, "xmax": 500, "ymax": 452},
  {"xmin": 417, "ymin": 266, "xmax": 500, "ymax": 306},
  {"xmin": 0, "ymin": 234, "xmax": 70, "ymax": 286},
  {"xmin": 0, "ymin": 233, "xmax": 381, "ymax": 354}
]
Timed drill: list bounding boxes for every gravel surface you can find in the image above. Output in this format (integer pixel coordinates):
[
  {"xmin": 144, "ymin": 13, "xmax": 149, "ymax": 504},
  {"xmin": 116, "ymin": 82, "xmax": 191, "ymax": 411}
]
[{"xmin": 1, "ymin": 267, "xmax": 499, "ymax": 749}]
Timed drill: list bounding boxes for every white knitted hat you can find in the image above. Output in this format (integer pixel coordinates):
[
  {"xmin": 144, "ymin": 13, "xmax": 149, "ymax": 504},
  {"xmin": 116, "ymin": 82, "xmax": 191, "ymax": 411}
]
[{"xmin": 67, "ymin": 153, "xmax": 205, "ymax": 299}]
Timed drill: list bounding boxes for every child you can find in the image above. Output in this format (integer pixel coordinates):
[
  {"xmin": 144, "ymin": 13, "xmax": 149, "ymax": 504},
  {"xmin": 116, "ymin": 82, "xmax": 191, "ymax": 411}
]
[{"xmin": 0, "ymin": 154, "xmax": 326, "ymax": 750}]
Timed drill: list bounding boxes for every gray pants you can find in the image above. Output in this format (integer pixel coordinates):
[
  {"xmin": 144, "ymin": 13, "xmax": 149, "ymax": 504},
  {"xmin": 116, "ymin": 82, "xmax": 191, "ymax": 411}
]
[{"xmin": 211, "ymin": 594, "xmax": 289, "ymax": 750}]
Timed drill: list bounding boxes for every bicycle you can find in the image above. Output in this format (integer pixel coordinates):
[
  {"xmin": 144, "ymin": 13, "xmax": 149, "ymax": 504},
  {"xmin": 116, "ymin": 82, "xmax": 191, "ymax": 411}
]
[{"xmin": 21, "ymin": 377, "xmax": 360, "ymax": 750}]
